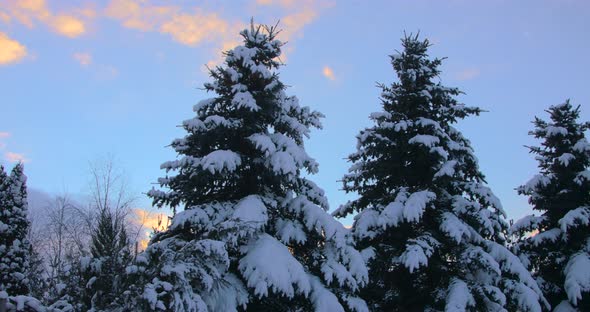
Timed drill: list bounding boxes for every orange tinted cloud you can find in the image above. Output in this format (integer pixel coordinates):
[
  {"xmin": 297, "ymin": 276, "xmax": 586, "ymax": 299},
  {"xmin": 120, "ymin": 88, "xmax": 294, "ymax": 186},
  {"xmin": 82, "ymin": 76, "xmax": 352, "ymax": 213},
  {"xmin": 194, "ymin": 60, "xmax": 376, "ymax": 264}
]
[
  {"xmin": 50, "ymin": 15, "xmax": 85, "ymax": 38},
  {"xmin": 131, "ymin": 208, "xmax": 168, "ymax": 250},
  {"xmin": 105, "ymin": 0, "xmax": 239, "ymax": 49},
  {"xmin": 281, "ymin": 7, "xmax": 317, "ymax": 41},
  {"xmin": 0, "ymin": 32, "xmax": 27, "ymax": 65},
  {"xmin": 73, "ymin": 52, "xmax": 92, "ymax": 66},
  {"xmin": 256, "ymin": 0, "xmax": 334, "ymax": 60},
  {"xmin": 322, "ymin": 66, "xmax": 335, "ymax": 80},
  {"xmin": 5, "ymin": 152, "xmax": 29, "ymax": 163},
  {"xmin": 160, "ymin": 11, "xmax": 230, "ymax": 46},
  {"xmin": 2, "ymin": 0, "xmax": 89, "ymax": 38},
  {"xmin": 256, "ymin": 0, "xmax": 298, "ymax": 7},
  {"xmin": 105, "ymin": 0, "xmax": 177, "ymax": 31},
  {"xmin": 0, "ymin": 11, "xmax": 11, "ymax": 23}
]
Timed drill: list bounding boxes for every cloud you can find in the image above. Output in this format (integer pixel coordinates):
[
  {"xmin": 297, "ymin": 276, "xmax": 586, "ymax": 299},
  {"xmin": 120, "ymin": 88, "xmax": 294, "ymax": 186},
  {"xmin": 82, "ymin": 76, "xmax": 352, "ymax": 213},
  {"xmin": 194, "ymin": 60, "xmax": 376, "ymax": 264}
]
[
  {"xmin": 131, "ymin": 208, "xmax": 168, "ymax": 250},
  {"xmin": 0, "ymin": 32, "xmax": 27, "ymax": 65},
  {"xmin": 256, "ymin": 0, "xmax": 300, "ymax": 8},
  {"xmin": 73, "ymin": 52, "xmax": 92, "ymax": 66},
  {"xmin": 280, "ymin": 7, "xmax": 318, "ymax": 41},
  {"xmin": 5, "ymin": 152, "xmax": 29, "ymax": 163},
  {"xmin": 105, "ymin": 1, "xmax": 241, "ymax": 50},
  {"xmin": 455, "ymin": 68, "xmax": 480, "ymax": 81},
  {"xmin": 256, "ymin": 0, "xmax": 334, "ymax": 60},
  {"xmin": 0, "ymin": 11, "xmax": 11, "ymax": 23},
  {"xmin": 0, "ymin": 132, "xmax": 9, "ymax": 150},
  {"xmin": 105, "ymin": 0, "xmax": 178, "ymax": 31},
  {"xmin": 160, "ymin": 11, "xmax": 231, "ymax": 46},
  {"xmin": 50, "ymin": 14, "xmax": 86, "ymax": 37},
  {"xmin": 1, "ymin": 0, "xmax": 90, "ymax": 38},
  {"xmin": 322, "ymin": 66, "xmax": 335, "ymax": 80}
]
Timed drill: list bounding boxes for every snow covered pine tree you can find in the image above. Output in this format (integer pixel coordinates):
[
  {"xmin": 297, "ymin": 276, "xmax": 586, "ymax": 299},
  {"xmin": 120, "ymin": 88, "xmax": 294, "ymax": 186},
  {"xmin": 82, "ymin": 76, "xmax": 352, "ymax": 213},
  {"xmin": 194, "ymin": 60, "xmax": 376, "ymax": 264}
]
[
  {"xmin": 138, "ymin": 23, "xmax": 368, "ymax": 312},
  {"xmin": 0, "ymin": 163, "xmax": 31, "ymax": 296},
  {"xmin": 80, "ymin": 207, "xmax": 133, "ymax": 311},
  {"xmin": 511, "ymin": 101, "xmax": 590, "ymax": 311},
  {"xmin": 333, "ymin": 34, "xmax": 549, "ymax": 311}
]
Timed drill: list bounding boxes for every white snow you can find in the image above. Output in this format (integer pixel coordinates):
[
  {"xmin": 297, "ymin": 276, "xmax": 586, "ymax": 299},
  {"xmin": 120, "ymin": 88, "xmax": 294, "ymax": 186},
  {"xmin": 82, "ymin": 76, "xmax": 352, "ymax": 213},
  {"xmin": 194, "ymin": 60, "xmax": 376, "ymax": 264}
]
[
  {"xmin": 380, "ymin": 189, "xmax": 436, "ymax": 226},
  {"xmin": 308, "ymin": 275, "xmax": 345, "ymax": 312},
  {"xmin": 270, "ymin": 151, "xmax": 297, "ymax": 176},
  {"xmin": 276, "ymin": 219, "xmax": 307, "ymax": 244},
  {"xmin": 573, "ymin": 138, "xmax": 590, "ymax": 153},
  {"xmin": 408, "ymin": 134, "xmax": 440, "ymax": 147},
  {"xmin": 232, "ymin": 91, "xmax": 260, "ymax": 111},
  {"xmin": 193, "ymin": 98, "xmax": 216, "ymax": 113},
  {"xmin": 559, "ymin": 207, "xmax": 590, "ymax": 234},
  {"xmin": 553, "ymin": 300, "xmax": 577, "ymax": 312},
  {"xmin": 238, "ymin": 234, "xmax": 311, "ymax": 298},
  {"xmin": 545, "ymin": 126, "xmax": 568, "ymax": 137},
  {"xmin": 564, "ymin": 252, "xmax": 590, "ymax": 306},
  {"xmin": 486, "ymin": 241, "xmax": 548, "ymax": 310},
  {"xmin": 575, "ymin": 170, "xmax": 590, "ymax": 185},
  {"xmin": 440, "ymin": 212, "xmax": 471, "ymax": 244},
  {"xmin": 248, "ymin": 133, "xmax": 277, "ymax": 155},
  {"xmin": 399, "ymin": 234, "xmax": 439, "ymax": 273},
  {"xmin": 445, "ymin": 279, "xmax": 475, "ymax": 312},
  {"xmin": 434, "ymin": 160, "xmax": 457, "ymax": 178},
  {"xmin": 510, "ymin": 215, "xmax": 546, "ymax": 234},
  {"xmin": 200, "ymin": 150, "xmax": 242, "ymax": 174},
  {"xmin": 530, "ymin": 228, "xmax": 561, "ymax": 246},
  {"xmin": 232, "ymin": 195, "xmax": 268, "ymax": 225},
  {"xmin": 369, "ymin": 111, "xmax": 391, "ymax": 120},
  {"xmin": 203, "ymin": 274, "xmax": 248, "ymax": 312},
  {"xmin": 557, "ymin": 153, "xmax": 575, "ymax": 166},
  {"xmin": 519, "ymin": 174, "xmax": 552, "ymax": 193}
]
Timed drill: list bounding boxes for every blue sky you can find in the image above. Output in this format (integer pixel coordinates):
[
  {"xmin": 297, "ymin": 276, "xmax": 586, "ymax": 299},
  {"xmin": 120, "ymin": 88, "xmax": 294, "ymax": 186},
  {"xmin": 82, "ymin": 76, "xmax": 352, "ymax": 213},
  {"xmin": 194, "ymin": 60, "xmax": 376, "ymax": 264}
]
[{"xmin": 1, "ymin": 0, "xmax": 589, "ymax": 224}]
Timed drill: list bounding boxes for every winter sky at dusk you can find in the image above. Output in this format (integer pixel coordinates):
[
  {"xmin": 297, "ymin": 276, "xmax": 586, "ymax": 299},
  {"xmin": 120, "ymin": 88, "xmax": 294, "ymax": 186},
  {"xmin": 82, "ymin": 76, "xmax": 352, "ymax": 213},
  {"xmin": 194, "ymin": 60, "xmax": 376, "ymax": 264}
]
[{"xmin": 1, "ymin": 0, "xmax": 589, "ymax": 224}]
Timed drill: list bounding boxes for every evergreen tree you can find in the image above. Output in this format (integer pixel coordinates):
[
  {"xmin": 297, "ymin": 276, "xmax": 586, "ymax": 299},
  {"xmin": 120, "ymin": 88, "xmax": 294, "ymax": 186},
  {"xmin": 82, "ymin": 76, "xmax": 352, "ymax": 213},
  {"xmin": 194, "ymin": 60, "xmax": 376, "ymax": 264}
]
[
  {"xmin": 511, "ymin": 101, "xmax": 590, "ymax": 311},
  {"xmin": 140, "ymin": 22, "xmax": 368, "ymax": 312},
  {"xmin": 27, "ymin": 242, "xmax": 48, "ymax": 301},
  {"xmin": 334, "ymin": 34, "xmax": 548, "ymax": 311},
  {"xmin": 81, "ymin": 207, "xmax": 132, "ymax": 311},
  {"xmin": 0, "ymin": 163, "xmax": 31, "ymax": 296}
]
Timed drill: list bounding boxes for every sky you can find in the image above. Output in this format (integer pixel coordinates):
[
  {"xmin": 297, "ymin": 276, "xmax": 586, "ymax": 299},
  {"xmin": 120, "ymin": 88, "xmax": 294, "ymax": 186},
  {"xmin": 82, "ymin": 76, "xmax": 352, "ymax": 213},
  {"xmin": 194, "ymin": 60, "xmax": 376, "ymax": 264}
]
[{"xmin": 1, "ymin": 0, "xmax": 589, "ymax": 226}]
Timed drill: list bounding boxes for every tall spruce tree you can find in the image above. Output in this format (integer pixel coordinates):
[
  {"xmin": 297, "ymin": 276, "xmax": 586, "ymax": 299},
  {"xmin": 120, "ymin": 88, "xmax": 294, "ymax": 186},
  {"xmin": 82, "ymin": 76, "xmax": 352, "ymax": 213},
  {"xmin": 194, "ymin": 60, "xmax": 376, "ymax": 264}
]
[
  {"xmin": 511, "ymin": 101, "xmax": 590, "ymax": 311},
  {"xmin": 334, "ymin": 34, "xmax": 548, "ymax": 311},
  {"xmin": 0, "ymin": 163, "xmax": 31, "ymax": 296},
  {"xmin": 139, "ymin": 23, "xmax": 368, "ymax": 312}
]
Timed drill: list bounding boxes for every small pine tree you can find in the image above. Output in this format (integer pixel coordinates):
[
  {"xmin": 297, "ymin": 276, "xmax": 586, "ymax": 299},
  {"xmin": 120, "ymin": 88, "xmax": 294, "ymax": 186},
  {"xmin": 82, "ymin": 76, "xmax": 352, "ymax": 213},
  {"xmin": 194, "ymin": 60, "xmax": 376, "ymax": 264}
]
[
  {"xmin": 140, "ymin": 22, "xmax": 368, "ymax": 312},
  {"xmin": 82, "ymin": 207, "xmax": 132, "ymax": 311},
  {"xmin": 511, "ymin": 101, "xmax": 590, "ymax": 311},
  {"xmin": 334, "ymin": 34, "xmax": 548, "ymax": 311},
  {"xmin": 0, "ymin": 163, "xmax": 31, "ymax": 296},
  {"xmin": 26, "ymin": 242, "xmax": 48, "ymax": 301}
]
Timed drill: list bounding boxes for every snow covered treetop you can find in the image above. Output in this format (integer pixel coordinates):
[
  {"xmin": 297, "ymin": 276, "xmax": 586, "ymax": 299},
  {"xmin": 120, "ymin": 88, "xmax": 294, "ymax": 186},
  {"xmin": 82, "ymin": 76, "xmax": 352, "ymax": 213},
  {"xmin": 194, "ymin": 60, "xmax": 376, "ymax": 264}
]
[
  {"xmin": 150, "ymin": 22, "xmax": 325, "ymax": 210},
  {"xmin": 380, "ymin": 34, "xmax": 481, "ymax": 125}
]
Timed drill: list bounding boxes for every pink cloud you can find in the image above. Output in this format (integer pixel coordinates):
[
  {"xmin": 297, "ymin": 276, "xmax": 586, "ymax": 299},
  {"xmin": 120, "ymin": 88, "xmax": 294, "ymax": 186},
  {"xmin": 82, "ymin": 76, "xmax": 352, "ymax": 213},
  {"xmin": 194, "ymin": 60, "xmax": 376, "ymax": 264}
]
[
  {"xmin": 5, "ymin": 152, "xmax": 29, "ymax": 163},
  {"xmin": 73, "ymin": 52, "xmax": 92, "ymax": 66},
  {"xmin": 0, "ymin": 132, "xmax": 10, "ymax": 138},
  {"xmin": 455, "ymin": 68, "xmax": 480, "ymax": 81}
]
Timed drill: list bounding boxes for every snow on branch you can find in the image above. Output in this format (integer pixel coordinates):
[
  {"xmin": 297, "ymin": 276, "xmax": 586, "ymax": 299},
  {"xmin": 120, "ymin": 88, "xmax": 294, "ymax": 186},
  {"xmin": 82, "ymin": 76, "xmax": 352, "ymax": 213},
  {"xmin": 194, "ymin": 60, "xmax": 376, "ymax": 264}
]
[
  {"xmin": 564, "ymin": 252, "xmax": 590, "ymax": 306},
  {"xmin": 445, "ymin": 279, "xmax": 475, "ymax": 312},
  {"xmin": 238, "ymin": 234, "xmax": 311, "ymax": 299},
  {"xmin": 559, "ymin": 207, "xmax": 590, "ymax": 235}
]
